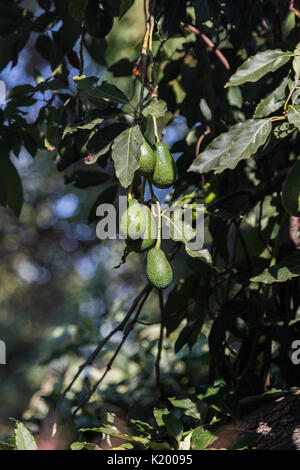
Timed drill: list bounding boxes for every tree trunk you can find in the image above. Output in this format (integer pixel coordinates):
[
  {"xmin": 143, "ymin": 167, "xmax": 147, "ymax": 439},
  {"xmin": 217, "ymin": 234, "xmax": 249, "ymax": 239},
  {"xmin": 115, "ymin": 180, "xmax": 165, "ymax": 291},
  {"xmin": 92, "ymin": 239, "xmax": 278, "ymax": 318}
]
[{"xmin": 208, "ymin": 391, "xmax": 300, "ymax": 450}]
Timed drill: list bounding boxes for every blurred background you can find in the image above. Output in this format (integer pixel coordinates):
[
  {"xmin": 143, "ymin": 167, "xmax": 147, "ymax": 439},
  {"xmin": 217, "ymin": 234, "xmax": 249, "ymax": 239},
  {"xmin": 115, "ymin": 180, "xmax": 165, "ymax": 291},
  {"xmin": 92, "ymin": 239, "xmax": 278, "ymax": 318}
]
[{"xmin": 0, "ymin": 0, "xmax": 210, "ymax": 437}]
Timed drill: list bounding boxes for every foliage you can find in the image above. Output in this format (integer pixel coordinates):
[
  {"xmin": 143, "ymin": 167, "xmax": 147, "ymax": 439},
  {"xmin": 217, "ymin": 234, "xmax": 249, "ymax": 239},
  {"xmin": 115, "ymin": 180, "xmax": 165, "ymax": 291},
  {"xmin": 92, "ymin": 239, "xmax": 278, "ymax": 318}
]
[{"xmin": 0, "ymin": 0, "xmax": 299, "ymax": 451}]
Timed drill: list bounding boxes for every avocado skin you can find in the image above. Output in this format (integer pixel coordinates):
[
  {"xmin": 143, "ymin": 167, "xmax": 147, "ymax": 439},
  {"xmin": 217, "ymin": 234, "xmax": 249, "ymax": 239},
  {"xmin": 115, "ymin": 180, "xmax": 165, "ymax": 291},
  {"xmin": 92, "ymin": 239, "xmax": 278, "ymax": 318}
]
[
  {"xmin": 152, "ymin": 142, "xmax": 175, "ymax": 189},
  {"xmin": 126, "ymin": 208, "xmax": 156, "ymax": 252},
  {"xmin": 139, "ymin": 141, "xmax": 156, "ymax": 175},
  {"xmin": 84, "ymin": 0, "xmax": 114, "ymax": 39},
  {"xmin": 146, "ymin": 248, "xmax": 173, "ymax": 289},
  {"xmin": 120, "ymin": 199, "xmax": 148, "ymax": 240},
  {"xmin": 282, "ymin": 160, "xmax": 300, "ymax": 217}
]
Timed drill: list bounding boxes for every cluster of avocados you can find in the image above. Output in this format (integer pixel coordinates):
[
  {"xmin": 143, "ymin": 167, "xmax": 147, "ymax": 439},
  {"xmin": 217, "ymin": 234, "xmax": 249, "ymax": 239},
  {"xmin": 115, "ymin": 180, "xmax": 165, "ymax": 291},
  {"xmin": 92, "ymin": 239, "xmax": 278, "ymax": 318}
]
[
  {"xmin": 281, "ymin": 159, "xmax": 300, "ymax": 217},
  {"xmin": 84, "ymin": 0, "xmax": 114, "ymax": 39},
  {"xmin": 121, "ymin": 137, "xmax": 176, "ymax": 289}
]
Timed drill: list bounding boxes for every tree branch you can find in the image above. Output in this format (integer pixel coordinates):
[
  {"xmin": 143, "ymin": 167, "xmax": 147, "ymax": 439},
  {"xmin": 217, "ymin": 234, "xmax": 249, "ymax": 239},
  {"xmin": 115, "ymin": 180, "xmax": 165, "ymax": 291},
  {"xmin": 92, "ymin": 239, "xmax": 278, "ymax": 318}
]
[
  {"xmin": 54, "ymin": 284, "xmax": 152, "ymax": 423},
  {"xmin": 181, "ymin": 22, "xmax": 230, "ymax": 70},
  {"xmin": 289, "ymin": 0, "xmax": 300, "ymax": 18},
  {"xmin": 72, "ymin": 287, "xmax": 152, "ymax": 417},
  {"xmin": 155, "ymin": 290, "xmax": 165, "ymax": 400}
]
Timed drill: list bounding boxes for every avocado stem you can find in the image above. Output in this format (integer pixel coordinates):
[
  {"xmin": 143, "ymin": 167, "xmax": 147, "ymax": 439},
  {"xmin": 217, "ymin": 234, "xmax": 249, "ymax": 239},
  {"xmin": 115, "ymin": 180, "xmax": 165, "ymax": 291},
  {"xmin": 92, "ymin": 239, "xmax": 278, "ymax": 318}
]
[
  {"xmin": 152, "ymin": 115, "xmax": 160, "ymax": 142},
  {"xmin": 141, "ymin": 176, "xmax": 146, "ymax": 203},
  {"xmin": 155, "ymin": 200, "xmax": 162, "ymax": 250},
  {"xmin": 128, "ymin": 181, "xmax": 134, "ymax": 201},
  {"xmin": 148, "ymin": 178, "xmax": 158, "ymax": 202}
]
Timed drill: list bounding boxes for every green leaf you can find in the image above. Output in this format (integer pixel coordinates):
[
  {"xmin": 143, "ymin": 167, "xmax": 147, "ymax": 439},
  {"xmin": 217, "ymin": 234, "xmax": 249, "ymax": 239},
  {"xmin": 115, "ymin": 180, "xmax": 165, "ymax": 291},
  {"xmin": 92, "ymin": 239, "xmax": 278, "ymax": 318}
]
[
  {"xmin": 0, "ymin": 149, "xmax": 23, "ymax": 217},
  {"xmin": 148, "ymin": 441, "xmax": 172, "ymax": 450},
  {"xmin": 162, "ymin": 414, "xmax": 183, "ymax": 442},
  {"xmin": 65, "ymin": 170, "xmax": 110, "ymax": 188},
  {"xmin": 168, "ymin": 217, "xmax": 196, "ymax": 244},
  {"xmin": 87, "ymin": 123, "xmax": 128, "ymax": 159},
  {"xmin": 225, "ymin": 50, "xmax": 293, "ymax": 87},
  {"xmin": 73, "ymin": 75, "xmax": 98, "ymax": 91},
  {"xmin": 0, "ymin": 441, "xmax": 15, "ymax": 450},
  {"xmin": 227, "ymin": 86, "xmax": 243, "ymax": 109},
  {"xmin": 142, "ymin": 99, "xmax": 167, "ymax": 118},
  {"xmin": 71, "ymin": 442, "xmax": 85, "ymax": 450},
  {"xmin": 80, "ymin": 425, "xmax": 148, "ymax": 444},
  {"xmin": 293, "ymin": 42, "xmax": 300, "ymax": 81},
  {"xmin": 287, "ymin": 104, "xmax": 300, "ymax": 130},
  {"xmin": 254, "ymin": 78, "xmax": 288, "ymax": 118},
  {"xmin": 36, "ymin": 79, "xmax": 68, "ymax": 92},
  {"xmin": 168, "ymin": 397, "xmax": 201, "ymax": 420},
  {"xmin": 191, "ymin": 426, "xmax": 217, "ymax": 450},
  {"xmin": 273, "ymin": 121, "xmax": 295, "ymax": 139},
  {"xmin": 185, "ymin": 247, "xmax": 213, "ymax": 264},
  {"xmin": 153, "ymin": 408, "xmax": 169, "ymax": 427},
  {"xmin": 68, "ymin": 0, "xmax": 88, "ymax": 22},
  {"xmin": 88, "ymin": 81, "xmax": 129, "ymax": 105},
  {"xmin": 14, "ymin": 421, "xmax": 37, "ymax": 450},
  {"xmin": 250, "ymin": 253, "xmax": 300, "ymax": 284},
  {"xmin": 119, "ymin": 0, "xmax": 135, "ymax": 19},
  {"xmin": 89, "ymin": 184, "xmax": 118, "ymax": 223},
  {"xmin": 111, "ymin": 125, "xmax": 144, "ymax": 188},
  {"xmin": 188, "ymin": 119, "xmax": 272, "ymax": 174},
  {"xmin": 199, "ymin": 98, "xmax": 212, "ymax": 121}
]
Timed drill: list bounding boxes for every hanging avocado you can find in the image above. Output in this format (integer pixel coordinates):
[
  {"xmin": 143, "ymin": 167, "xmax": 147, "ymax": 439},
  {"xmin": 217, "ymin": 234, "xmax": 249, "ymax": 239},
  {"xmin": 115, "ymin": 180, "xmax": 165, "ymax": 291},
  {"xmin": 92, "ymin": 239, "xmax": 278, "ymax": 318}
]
[
  {"xmin": 84, "ymin": 0, "xmax": 114, "ymax": 39},
  {"xmin": 126, "ymin": 207, "xmax": 157, "ymax": 252},
  {"xmin": 120, "ymin": 199, "xmax": 148, "ymax": 240},
  {"xmin": 146, "ymin": 247, "xmax": 173, "ymax": 289},
  {"xmin": 281, "ymin": 159, "xmax": 300, "ymax": 217},
  {"xmin": 152, "ymin": 142, "xmax": 175, "ymax": 189},
  {"xmin": 139, "ymin": 140, "xmax": 156, "ymax": 176}
]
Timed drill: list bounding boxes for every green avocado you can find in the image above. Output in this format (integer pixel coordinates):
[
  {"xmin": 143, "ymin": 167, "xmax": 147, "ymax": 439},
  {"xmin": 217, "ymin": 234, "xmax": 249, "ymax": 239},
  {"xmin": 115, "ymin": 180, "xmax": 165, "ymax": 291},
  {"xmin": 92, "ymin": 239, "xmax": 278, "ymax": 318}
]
[
  {"xmin": 84, "ymin": 0, "xmax": 114, "ymax": 39},
  {"xmin": 126, "ymin": 207, "xmax": 157, "ymax": 252},
  {"xmin": 139, "ymin": 140, "xmax": 156, "ymax": 175},
  {"xmin": 281, "ymin": 159, "xmax": 300, "ymax": 217},
  {"xmin": 120, "ymin": 199, "xmax": 148, "ymax": 240},
  {"xmin": 152, "ymin": 142, "xmax": 175, "ymax": 189},
  {"xmin": 146, "ymin": 247, "xmax": 173, "ymax": 289}
]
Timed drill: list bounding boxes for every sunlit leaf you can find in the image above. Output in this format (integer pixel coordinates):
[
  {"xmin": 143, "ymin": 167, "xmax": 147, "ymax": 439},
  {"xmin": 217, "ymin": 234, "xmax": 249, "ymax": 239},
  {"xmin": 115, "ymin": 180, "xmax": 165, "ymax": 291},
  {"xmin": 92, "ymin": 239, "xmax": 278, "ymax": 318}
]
[
  {"xmin": 254, "ymin": 78, "xmax": 288, "ymax": 118},
  {"xmin": 14, "ymin": 421, "xmax": 37, "ymax": 451},
  {"xmin": 142, "ymin": 99, "xmax": 167, "ymax": 118},
  {"xmin": 111, "ymin": 125, "xmax": 144, "ymax": 188},
  {"xmin": 251, "ymin": 253, "xmax": 300, "ymax": 284},
  {"xmin": 188, "ymin": 119, "xmax": 272, "ymax": 174},
  {"xmin": 287, "ymin": 104, "xmax": 300, "ymax": 130},
  {"xmin": 226, "ymin": 50, "xmax": 293, "ymax": 87},
  {"xmin": 191, "ymin": 426, "xmax": 217, "ymax": 450}
]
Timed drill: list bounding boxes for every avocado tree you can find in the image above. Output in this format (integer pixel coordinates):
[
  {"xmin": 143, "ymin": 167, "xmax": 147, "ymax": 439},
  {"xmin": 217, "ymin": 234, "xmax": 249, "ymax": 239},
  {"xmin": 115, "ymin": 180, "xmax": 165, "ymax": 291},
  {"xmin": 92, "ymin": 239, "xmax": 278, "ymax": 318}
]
[{"xmin": 0, "ymin": 0, "xmax": 300, "ymax": 450}]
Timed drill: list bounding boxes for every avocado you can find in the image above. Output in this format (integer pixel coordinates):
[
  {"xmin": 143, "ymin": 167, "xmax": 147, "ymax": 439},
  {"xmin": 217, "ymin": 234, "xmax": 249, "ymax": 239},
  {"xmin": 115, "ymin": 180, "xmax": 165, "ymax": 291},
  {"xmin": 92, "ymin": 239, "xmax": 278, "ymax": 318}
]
[
  {"xmin": 84, "ymin": 0, "xmax": 114, "ymax": 39},
  {"xmin": 139, "ymin": 140, "xmax": 156, "ymax": 175},
  {"xmin": 152, "ymin": 142, "xmax": 175, "ymax": 189},
  {"xmin": 120, "ymin": 199, "xmax": 148, "ymax": 240},
  {"xmin": 146, "ymin": 247, "xmax": 173, "ymax": 289},
  {"xmin": 126, "ymin": 208, "xmax": 157, "ymax": 252},
  {"xmin": 281, "ymin": 159, "xmax": 300, "ymax": 217}
]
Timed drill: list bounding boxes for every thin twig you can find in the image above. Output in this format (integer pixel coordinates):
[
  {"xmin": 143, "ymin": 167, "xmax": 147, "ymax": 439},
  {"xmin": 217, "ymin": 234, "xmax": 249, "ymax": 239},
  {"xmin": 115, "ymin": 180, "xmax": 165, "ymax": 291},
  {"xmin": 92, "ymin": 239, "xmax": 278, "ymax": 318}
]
[
  {"xmin": 54, "ymin": 284, "xmax": 152, "ymax": 423},
  {"xmin": 290, "ymin": 0, "xmax": 300, "ymax": 18},
  {"xmin": 72, "ymin": 287, "xmax": 152, "ymax": 417},
  {"xmin": 196, "ymin": 125, "xmax": 211, "ymax": 158},
  {"xmin": 181, "ymin": 22, "xmax": 230, "ymax": 70},
  {"xmin": 155, "ymin": 290, "xmax": 165, "ymax": 400},
  {"xmin": 75, "ymin": 24, "xmax": 86, "ymax": 118},
  {"xmin": 195, "ymin": 125, "xmax": 211, "ymax": 188}
]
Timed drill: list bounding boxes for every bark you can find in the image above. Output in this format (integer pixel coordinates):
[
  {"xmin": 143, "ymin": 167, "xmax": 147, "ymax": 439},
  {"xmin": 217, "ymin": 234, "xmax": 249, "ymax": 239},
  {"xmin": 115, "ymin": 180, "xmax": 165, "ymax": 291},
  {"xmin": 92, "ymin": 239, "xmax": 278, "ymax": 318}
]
[{"xmin": 208, "ymin": 391, "xmax": 300, "ymax": 450}]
